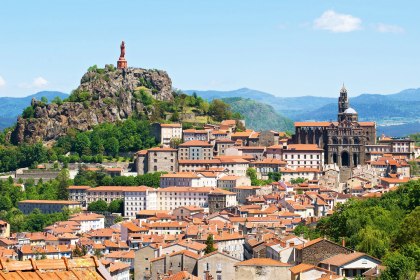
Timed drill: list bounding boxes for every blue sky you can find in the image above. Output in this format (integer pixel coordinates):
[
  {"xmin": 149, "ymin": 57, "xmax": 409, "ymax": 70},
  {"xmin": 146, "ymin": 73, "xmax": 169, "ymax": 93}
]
[{"xmin": 0, "ymin": 0, "xmax": 419, "ymax": 97}]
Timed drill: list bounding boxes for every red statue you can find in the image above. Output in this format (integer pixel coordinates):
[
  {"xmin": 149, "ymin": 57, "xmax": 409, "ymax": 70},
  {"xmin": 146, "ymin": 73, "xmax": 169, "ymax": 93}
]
[
  {"xmin": 120, "ymin": 41, "xmax": 126, "ymax": 58},
  {"xmin": 117, "ymin": 41, "xmax": 128, "ymax": 69}
]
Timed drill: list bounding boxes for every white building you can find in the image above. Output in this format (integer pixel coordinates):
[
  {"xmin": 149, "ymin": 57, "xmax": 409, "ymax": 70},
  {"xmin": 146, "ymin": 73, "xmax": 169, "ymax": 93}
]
[
  {"xmin": 282, "ymin": 144, "xmax": 324, "ymax": 170},
  {"xmin": 157, "ymin": 187, "xmax": 237, "ymax": 211},
  {"xmin": 68, "ymin": 212, "xmax": 105, "ymax": 233},
  {"xmin": 159, "ymin": 123, "xmax": 182, "ymax": 146}
]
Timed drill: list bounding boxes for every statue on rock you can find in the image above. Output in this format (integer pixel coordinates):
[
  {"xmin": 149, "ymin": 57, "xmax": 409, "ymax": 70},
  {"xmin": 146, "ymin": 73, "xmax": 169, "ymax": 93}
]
[{"xmin": 117, "ymin": 40, "xmax": 128, "ymax": 69}]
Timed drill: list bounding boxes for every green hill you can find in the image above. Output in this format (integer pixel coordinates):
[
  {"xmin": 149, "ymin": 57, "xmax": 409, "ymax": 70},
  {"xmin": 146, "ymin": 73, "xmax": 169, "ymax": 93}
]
[{"xmin": 221, "ymin": 97, "xmax": 294, "ymax": 132}]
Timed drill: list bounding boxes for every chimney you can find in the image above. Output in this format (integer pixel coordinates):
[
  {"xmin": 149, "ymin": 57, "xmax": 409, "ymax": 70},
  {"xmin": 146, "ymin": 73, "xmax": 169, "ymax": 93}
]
[{"xmin": 342, "ymin": 237, "xmax": 346, "ymax": 247}]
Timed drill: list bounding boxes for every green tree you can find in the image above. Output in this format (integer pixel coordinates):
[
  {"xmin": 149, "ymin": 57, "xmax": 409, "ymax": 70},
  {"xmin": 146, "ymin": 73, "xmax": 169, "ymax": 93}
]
[
  {"xmin": 51, "ymin": 96, "xmax": 63, "ymax": 105},
  {"xmin": 208, "ymin": 99, "xmax": 232, "ymax": 122},
  {"xmin": 22, "ymin": 106, "xmax": 35, "ymax": 119},
  {"xmin": 88, "ymin": 200, "xmax": 108, "ymax": 212},
  {"xmin": 41, "ymin": 96, "xmax": 48, "ymax": 103},
  {"xmin": 105, "ymin": 137, "xmax": 119, "ymax": 157},
  {"xmin": 380, "ymin": 251, "xmax": 416, "ymax": 280},
  {"xmin": 246, "ymin": 168, "xmax": 262, "ymax": 186},
  {"xmin": 395, "ymin": 206, "xmax": 420, "ymax": 247},
  {"xmin": 204, "ymin": 234, "xmax": 216, "ymax": 254},
  {"xmin": 0, "ymin": 196, "xmax": 12, "ymax": 212},
  {"xmin": 56, "ymin": 169, "xmax": 70, "ymax": 200},
  {"xmin": 108, "ymin": 199, "xmax": 124, "ymax": 214},
  {"xmin": 74, "ymin": 133, "xmax": 91, "ymax": 156}
]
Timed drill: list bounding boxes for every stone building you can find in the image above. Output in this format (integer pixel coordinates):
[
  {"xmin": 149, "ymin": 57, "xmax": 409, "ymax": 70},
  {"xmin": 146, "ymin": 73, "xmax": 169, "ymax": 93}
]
[
  {"xmin": 148, "ymin": 147, "xmax": 178, "ymax": 173},
  {"xmin": 293, "ymin": 85, "xmax": 376, "ymax": 168},
  {"xmin": 178, "ymin": 140, "xmax": 213, "ymax": 160},
  {"xmin": 197, "ymin": 251, "xmax": 239, "ymax": 280},
  {"xmin": 234, "ymin": 258, "xmax": 292, "ymax": 280},
  {"xmin": 295, "ymin": 238, "xmax": 352, "ymax": 265}
]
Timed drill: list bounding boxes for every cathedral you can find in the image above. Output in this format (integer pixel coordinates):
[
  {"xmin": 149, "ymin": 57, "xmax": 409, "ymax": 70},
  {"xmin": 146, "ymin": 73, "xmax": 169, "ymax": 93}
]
[{"xmin": 293, "ymin": 85, "xmax": 376, "ymax": 168}]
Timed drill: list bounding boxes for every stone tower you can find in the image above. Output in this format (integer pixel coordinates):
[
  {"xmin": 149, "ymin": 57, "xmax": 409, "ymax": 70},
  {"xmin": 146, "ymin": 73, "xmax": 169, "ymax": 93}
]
[{"xmin": 337, "ymin": 84, "xmax": 349, "ymax": 122}]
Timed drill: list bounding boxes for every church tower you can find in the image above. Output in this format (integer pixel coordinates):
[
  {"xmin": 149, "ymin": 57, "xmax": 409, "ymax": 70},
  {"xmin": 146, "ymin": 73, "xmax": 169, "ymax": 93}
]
[{"xmin": 338, "ymin": 84, "xmax": 349, "ymax": 122}]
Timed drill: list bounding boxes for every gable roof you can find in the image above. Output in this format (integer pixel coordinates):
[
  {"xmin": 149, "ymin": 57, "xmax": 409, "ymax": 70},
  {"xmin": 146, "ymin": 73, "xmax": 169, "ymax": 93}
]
[{"xmin": 319, "ymin": 252, "xmax": 380, "ymax": 267}]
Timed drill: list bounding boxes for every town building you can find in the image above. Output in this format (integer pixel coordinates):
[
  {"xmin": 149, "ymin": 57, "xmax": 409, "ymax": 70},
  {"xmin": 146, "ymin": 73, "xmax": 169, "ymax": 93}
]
[
  {"xmin": 18, "ymin": 200, "xmax": 81, "ymax": 214},
  {"xmin": 68, "ymin": 185, "xmax": 91, "ymax": 207},
  {"xmin": 178, "ymin": 140, "xmax": 213, "ymax": 160},
  {"xmin": 152, "ymin": 123, "xmax": 182, "ymax": 146},
  {"xmin": 293, "ymin": 85, "xmax": 376, "ymax": 168}
]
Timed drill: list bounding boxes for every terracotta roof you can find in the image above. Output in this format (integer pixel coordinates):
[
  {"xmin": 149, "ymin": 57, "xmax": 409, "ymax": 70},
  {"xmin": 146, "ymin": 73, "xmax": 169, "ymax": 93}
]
[
  {"xmin": 285, "ymin": 144, "xmax": 323, "ymax": 151},
  {"xmin": 179, "ymin": 140, "xmax": 212, "ymax": 147},
  {"xmin": 161, "ymin": 172, "xmax": 199, "ymax": 179},
  {"xmin": 68, "ymin": 185, "xmax": 92, "ymax": 190},
  {"xmin": 148, "ymin": 147, "xmax": 177, "ymax": 152},
  {"xmin": 87, "ymin": 186, "xmax": 154, "ymax": 192},
  {"xmin": 18, "ymin": 200, "xmax": 81, "ymax": 205},
  {"xmin": 289, "ymin": 263, "xmax": 332, "ymax": 274},
  {"xmin": 235, "ymin": 258, "xmax": 291, "ymax": 267},
  {"xmin": 294, "ymin": 122, "xmax": 332, "ymax": 127},
  {"xmin": 0, "ymin": 257, "xmax": 108, "ymax": 279},
  {"xmin": 109, "ymin": 261, "xmax": 130, "ymax": 273},
  {"xmin": 160, "ymin": 123, "xmax": 182, "ymax": 128},
  {"xmin": 163, "ymin": 271, "xmax": 201, "ymax": 280},
  {"xmin": 320, "ymin": 252, "xmax": 376, "ymax": 267}
]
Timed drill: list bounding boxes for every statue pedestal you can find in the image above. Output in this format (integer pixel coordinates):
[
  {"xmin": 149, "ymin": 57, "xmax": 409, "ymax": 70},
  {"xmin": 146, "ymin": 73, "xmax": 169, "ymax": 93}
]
[{"xmin": 117, "ymin": 57, "xmax": 127, "ymax": 69}]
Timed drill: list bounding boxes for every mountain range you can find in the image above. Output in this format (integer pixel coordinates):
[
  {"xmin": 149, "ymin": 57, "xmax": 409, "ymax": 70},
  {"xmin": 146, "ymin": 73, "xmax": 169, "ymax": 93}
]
[
  {"xmin": 186, "ymin": 88, "xmax": 420, "ymax": 136},
  {"xmin": 0, "ymin": 91, "xmax": 69, "ymax": 130},
  {"xmin": 1, "ymin": 87, "xmax": 419, "ymax": 137}
]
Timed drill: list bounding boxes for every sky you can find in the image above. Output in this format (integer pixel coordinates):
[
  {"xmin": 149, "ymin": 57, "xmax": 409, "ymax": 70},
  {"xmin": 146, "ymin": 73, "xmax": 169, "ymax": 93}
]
[{"xmin": 0, "ymin": 0, "xmax": 419, "ymax": 98}]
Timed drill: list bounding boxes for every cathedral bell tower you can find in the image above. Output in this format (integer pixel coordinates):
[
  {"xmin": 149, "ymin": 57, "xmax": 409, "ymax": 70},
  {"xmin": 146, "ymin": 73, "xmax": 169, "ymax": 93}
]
[{"xmin": 338, "ymin": 84, "xmax": 349, "ymax": 122}]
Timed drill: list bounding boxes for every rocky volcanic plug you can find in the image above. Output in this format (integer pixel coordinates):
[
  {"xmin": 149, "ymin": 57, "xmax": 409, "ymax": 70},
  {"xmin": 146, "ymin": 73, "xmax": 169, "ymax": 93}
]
[{"xmin": 11, "ymin": 67, "xmax": 173, "ymax": 144}]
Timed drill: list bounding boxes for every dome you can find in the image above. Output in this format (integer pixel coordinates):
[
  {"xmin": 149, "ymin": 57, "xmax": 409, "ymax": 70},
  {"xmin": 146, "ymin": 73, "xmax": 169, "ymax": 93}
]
[{"xmin": 344, "ymin": 107, "xmax": 357, "ymax": 114}]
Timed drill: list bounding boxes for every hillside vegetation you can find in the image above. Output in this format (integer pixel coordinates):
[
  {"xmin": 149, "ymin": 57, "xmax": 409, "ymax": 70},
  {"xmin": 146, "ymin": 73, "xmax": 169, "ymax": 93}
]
[
  {"xmin": 296, "ymin": 180, "xmax": 420, "ymax": 279},
  {"xmin": 221, "ymin": 97, "xmax": 294, "ymax": 132}
]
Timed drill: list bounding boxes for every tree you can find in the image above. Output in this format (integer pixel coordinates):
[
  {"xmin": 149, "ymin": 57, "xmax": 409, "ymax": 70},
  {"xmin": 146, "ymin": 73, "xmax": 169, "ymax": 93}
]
[
  {"xmin": 57, "ymin": 169, "xmax": 70, "ymax": 200},
  {"xmin": 51, "ymin": 96, "xmax": 63, "ymax": 105},
  {"xmin": 268, "ymin": 172, "xmax": 281, "ymax": 182},
  {"xmin": 380, "ymin": 251, "xmax": 416, "ymax": 280},
  {"xmin": 73, "ymin": 245, "xmax": 88, "ymax": 257},
  {"xmin": 169, "ymin": 138, "xmax": 182, "ymax": 149},
  {"xmin": 204, "ymin": 234, "xmax": 216, "ymax": 254},
  {"xmin": 88, "ymin": 200, "xmax": 108, "ymax": 212},
  {"xmin": 0, "ymin": 196, "xmax": 12, "ymax": 212},
  {"xmin": 41, "ymin": 96, "xmax": 48, "ymax": 104},
  {"xmin": 246, "ymin": 168, "xmax": 262, "ymax": 186},
  {"xmin": 105, "ymin": 137, "xmax": 119, "ymax": 157},
  {"xmin": 395, "ymin": 206, "xmax": 420, "ymax": 247},
  {"xmin": 291, "ymin": 177, "xmax": 306, "ymax": 184},
  {"xmin": 74, "ymin": 134, "xmax": 91, "ymax": 156},
  {"xmin": 108, "ymin": 199, "xmax": 124, "ymax": 214},
  {"xmin": 208, "ymin": 99, "xmax": 232, "ymax": 122}
]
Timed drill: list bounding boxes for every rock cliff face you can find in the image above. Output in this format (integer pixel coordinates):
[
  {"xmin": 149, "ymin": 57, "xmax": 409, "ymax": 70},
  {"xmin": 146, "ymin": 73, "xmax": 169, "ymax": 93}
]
[{"xmin": 11, "ymin": 67, "xmax": 172, "ymax": 144}]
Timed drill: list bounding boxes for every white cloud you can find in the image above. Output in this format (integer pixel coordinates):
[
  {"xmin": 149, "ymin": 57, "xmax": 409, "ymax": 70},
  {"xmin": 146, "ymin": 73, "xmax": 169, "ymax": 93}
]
[
  {"xmin": 32, "ymin": 77, "xmax": 48, "ymax": 88},
  {"xmin": 0, "ymin": 76, "xmax": 5, "ymax": 88},
  {"xmin": 314, "ymin": 10, "xmax": 362, "ymax": 33},
  {"xmin": 375, "ymin": 23, "xmax": 405, "ymax": 34},
  {"xmin": 19, "ymin": 76, "xmax": 49, "ymax": 89}
]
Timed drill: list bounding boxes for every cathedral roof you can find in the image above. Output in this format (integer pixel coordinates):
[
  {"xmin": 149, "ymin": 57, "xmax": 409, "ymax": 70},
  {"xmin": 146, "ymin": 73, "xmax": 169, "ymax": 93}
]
[{"xmin": 344, "ymin": 107, "xmax": 357, "ymax": 114}]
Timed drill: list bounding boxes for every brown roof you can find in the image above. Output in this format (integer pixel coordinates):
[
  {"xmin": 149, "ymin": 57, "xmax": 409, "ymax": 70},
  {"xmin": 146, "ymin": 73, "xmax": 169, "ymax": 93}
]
[
  {"xmin": 0, "ymin": 257, "xmax": 108, "ymax": 279},
  {"xmin": 179, "ymin": 140, "xmax": 212, "ymax": 147},
  {"xmin": 18, "ymin": 200, "xmax": 81, "ymax": 205},
  {"xmin": 68, "ymin": 185, "xmax": 92, "ymax": 190},
  {"xmin": 160, "ymin": 123, "xmax": 182, "ymax": 128},
  {"xmin": 319, "ymin": 252, "xmax": 377, "ymax": 267}
]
